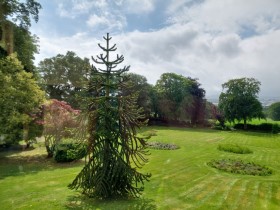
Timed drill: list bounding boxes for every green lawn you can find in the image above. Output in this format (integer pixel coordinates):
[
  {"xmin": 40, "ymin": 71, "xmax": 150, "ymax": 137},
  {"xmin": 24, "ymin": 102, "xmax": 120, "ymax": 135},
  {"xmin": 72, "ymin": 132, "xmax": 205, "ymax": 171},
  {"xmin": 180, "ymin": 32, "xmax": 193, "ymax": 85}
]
[{"xmin": 1, "ymin": 127, "xmax": 280, "ymax": 209}]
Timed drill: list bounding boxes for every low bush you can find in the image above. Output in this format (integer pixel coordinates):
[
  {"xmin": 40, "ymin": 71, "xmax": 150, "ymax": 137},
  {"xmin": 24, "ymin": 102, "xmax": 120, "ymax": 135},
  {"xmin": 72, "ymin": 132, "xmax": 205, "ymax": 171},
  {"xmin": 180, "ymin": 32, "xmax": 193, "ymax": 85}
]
[
  {"xmin": 213, "ymin": 124, "xmax": 232, "ymax": 131},
  {"xmin": 141, "ymin": 130, "xmax": 158, "ymax": 138},
  {"xmin": 272, "ymin": 123, "xmax": 280, "ymax": 134},
  {"xmin": 53, "ymin": 142, "xmax": 87, "ymax": 162},
  {"xmin": 147, "ymin": 142, "xmax": 179, "ymax": 150},
  {"xmin": 234, "ymin": 123, "xmax": 279, "ymax": 133},
  {"xmin": 218, "ymin": 144, "xmax": 252, "ymax": 154},
  {"xmin": 207, "ymin": 159, "xmax": 272, "ymax": 176}
]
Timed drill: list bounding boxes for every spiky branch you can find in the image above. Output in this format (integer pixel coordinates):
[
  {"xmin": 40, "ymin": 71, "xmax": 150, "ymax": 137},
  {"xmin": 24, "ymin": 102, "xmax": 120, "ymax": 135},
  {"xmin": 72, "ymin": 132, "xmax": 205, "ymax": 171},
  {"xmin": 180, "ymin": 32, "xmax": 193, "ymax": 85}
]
[{"xmin": 69, "ymin": 33, "xmax": 151, "ymax": 199}]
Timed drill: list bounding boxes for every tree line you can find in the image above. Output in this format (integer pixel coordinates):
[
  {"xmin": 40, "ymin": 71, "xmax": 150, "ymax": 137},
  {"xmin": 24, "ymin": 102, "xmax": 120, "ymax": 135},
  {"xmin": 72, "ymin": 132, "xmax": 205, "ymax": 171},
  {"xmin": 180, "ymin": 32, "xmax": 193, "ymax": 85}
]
[
  {"xmin": 1, "ymin": 1, "xmax": 279, "ymax": 148},
  {"xmin": 37, "ymin": 51, "xmax": 211, "ymax": 126}
]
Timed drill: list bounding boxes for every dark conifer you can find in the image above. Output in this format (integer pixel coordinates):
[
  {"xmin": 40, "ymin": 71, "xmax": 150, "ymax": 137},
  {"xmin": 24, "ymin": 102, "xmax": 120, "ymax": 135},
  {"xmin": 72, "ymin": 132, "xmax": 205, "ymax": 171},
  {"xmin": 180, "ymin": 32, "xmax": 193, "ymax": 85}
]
[{"xmin": 69, "ymin": 33, "xmax": 151, "ymax": 199}]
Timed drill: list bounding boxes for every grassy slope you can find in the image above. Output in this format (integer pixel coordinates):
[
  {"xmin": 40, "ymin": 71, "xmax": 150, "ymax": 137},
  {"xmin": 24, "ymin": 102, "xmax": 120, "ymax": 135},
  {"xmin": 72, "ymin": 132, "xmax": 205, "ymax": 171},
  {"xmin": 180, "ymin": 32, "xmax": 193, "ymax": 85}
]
[{"xmin": 0, "ymin": 127, "xmax": 280, "ymax": 210}]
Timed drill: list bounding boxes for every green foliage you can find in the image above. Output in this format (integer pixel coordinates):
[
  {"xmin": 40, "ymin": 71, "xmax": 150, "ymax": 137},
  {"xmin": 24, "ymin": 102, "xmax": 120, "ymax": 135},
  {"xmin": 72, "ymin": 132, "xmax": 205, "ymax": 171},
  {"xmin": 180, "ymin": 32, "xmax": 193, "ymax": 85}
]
[
  {"xmin": 272, "ymin": 123, "xmax": 279, "ymax": 134},
  {"xmin": 53, "ymin": 141, "xmax": 87, "ymax": 163},
  {"xmin": 267, "ymin": 102, "xmax": 280, "ymax": 121},
  {"xmin": 0, "ymin": 0, "xmax": 42, "ymax": 29},
  {"xmin": 0, "ymin": 54, "xmax": 45, "ymax": 145},
  {"xmin": 147, "ymin": 142, "xmax": 179, "ymax": 150},
  {"xmin": 43, "ymin": 99, "xmax": 80, "ymax": 157},
  {"xmin": 234, "ymin": 123, "xmax": 279, "ymax": 133},
  {"xmin": 123, "ymin": 73, "xmax": 152, "ymax": 118},
  {"xmin": 38, "ymin": 51, "xmax": 91, "ymax": 108},
  {"xmin": 219, "ymin": 78, "xmax": 264, "ymax": 129},
  {"xmin": 140, "ymin": 129, "xmax": 158, "ymax": 138},
  {"xmin": 69, "ymin": 33, "xmax": 150, "ymax": 199},
  {"xmin": 218, "ymin": 144, "xmax": 252, "ymax": 154},
  {"xmin": 208, "ymin": 159, "xmax": 272, "ymax": 176},
  {"xmin": 154, "ymin": 73, "xmax": 206, "ymax": 124},
  {"xmin": 13, "ymin": 25, "xmax": 39, "ymax": 73}
]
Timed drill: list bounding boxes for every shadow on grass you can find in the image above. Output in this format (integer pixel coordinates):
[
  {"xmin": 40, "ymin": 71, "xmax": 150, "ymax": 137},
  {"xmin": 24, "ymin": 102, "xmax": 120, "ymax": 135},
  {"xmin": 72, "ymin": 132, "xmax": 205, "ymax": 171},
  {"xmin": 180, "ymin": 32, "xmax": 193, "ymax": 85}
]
[
  {"xmin": 65, "ymin": 194, "xmax": 157, "ymax": 210},
  {"xmin": 0, "ymin": 148, "xmax": 84, "ymax": 180}
]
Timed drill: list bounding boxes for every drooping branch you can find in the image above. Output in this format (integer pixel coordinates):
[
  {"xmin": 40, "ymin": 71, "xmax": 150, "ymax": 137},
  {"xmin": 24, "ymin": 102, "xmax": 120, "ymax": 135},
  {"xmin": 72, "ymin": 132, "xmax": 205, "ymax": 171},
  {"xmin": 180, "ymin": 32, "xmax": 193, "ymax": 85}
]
[{"xmin": 69, "ymin": 33, "xmax": 150, "ymax": 199}]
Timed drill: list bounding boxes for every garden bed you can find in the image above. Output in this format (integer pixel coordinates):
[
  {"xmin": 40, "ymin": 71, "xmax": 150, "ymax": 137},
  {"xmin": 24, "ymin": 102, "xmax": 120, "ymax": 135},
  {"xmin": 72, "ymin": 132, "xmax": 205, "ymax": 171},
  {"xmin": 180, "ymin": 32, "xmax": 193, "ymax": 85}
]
[{"xmin": 208, "ymin": 159, "xmax": 272, "ymax": 176}]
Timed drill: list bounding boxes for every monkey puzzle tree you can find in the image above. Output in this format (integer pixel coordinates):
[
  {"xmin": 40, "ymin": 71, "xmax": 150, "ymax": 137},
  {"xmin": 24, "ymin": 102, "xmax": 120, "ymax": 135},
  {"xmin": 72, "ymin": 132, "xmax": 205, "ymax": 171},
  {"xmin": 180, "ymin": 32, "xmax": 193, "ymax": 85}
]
[{"xmin": 69, "ymin": 33, "xmax": 151, "ymax": 199}]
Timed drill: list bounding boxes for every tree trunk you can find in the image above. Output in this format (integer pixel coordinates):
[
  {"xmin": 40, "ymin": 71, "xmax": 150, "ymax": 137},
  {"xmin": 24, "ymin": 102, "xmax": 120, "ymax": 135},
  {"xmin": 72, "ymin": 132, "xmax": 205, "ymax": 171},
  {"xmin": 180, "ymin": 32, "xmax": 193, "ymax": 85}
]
[
  {"xmin": 244, "ymin": 118, "xmax": 247, "ymax": 130},
  {"xmin": 23, "ymin": 123, "xmax": 30, "ymax": 149}
]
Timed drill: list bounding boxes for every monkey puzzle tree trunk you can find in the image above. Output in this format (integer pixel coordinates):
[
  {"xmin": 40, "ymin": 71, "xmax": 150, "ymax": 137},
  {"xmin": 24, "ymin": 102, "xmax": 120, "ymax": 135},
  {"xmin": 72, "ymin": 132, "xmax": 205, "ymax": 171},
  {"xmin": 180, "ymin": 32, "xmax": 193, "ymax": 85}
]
[{"xmin": 69, "ymin": 33, "xmax": 151, "ymax": 199}]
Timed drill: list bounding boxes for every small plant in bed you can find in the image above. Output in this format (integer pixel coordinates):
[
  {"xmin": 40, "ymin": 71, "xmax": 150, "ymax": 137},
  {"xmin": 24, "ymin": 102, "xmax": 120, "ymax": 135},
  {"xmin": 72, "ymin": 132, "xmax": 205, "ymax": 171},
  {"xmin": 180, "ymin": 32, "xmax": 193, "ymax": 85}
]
[
  {"xmin": 208, "ymin": 159, "xmax": 272, "ymax": 176},
  {"xmin": 218, "ymin": 143, "xmax": 252, "ymax": 154},
  {"xmin": 141, "ymin": 130, "xmax": 158, "ymax": 139},
  {"xmin": 147, "ymin": 142, "xmax": 179, "ymax": 150}
]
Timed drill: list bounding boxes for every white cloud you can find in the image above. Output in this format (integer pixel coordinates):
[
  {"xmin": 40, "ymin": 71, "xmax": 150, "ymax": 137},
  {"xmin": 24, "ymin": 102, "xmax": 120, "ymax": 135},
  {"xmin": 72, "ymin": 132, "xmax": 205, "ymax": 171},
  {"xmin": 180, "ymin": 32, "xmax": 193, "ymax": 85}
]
[
  {"xmin": 168, "ymin": 0, "xmax": 280, "ymax": 34},
  {"xmin": 57, "ymin": 3, "xmax": 76, "ymax": 19},
  {"xmin": 212, "ymin": 34, "xmax": 241, "ymax": 57},
  {"xmin": 33, "ymin": 0, "xmax": 280, "ymax": 99},
  {"xmin": 124, "ymin": 0, "xmax": 156, "ymax": 14},
  {"xmin": 87, "ymin": 15, "xmax": 109, "ymax": 28}
]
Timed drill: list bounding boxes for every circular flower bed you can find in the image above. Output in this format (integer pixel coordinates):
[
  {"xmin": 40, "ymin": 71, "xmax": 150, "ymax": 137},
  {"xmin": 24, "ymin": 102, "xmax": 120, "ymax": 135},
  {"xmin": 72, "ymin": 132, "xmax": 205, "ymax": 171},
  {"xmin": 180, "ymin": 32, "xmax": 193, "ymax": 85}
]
[
  {"xmin": 147, "ymin": 142, "xmax": 179, "ymax": 150},
  {"xmin": 207, "ymin": 159, "xmax": 272, "ymax": 176}
]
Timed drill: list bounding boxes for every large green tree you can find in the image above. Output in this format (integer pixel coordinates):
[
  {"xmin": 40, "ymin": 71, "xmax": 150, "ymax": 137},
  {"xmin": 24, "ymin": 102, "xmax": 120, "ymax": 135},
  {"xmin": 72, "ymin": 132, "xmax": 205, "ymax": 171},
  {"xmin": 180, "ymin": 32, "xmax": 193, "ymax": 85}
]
[
  {"xmin": 267, "ymin": 102, "xmax": 280, "ymax": 121},
  {"xmin": 219, "ymin": 77, "xmax": 264, "ymax": 129},
  {"xmin": 0, "ymin": 54, "xmax": 45, "ymax": 146},
  {"xmin": 123, "ymin": 73, "xmax": 152, "ymax": 118},
  {"xmin": 13, "ymin": 26, "xmax": 39, "ymax": 73},
  {"xmin": 0, "ymin": 0, "xmax": 41, "ymax": 29},
  {"xmin": 0, "ymin": 0, "xmax": 41, "ymax": 72},
  {"xmin": 38, "ymin": 51, "xmax": 91, "ymax": 108},
  {"xmin": 68, "ymin": 33, "xmax": 150, "ymax": 199},
  {"xmin": 154, "ymin": 73, "xmax": 206, "ymax": 124}
]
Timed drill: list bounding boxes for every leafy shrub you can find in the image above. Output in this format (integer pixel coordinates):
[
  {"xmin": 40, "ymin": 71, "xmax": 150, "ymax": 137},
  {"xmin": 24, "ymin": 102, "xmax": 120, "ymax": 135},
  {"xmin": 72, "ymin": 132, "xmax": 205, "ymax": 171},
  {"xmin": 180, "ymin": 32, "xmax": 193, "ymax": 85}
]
[
  {"xmin": 272, "ymin": 124, "xmax": 280, "ymax": 134},
  {"xmin": 53, "ymin": 142, "xmax": 87, "ymax": 162},
  {"xmin": 43, "ymin": 99, "xmax": 80, "ymax": 157},
  {"xmin": 140, "ymin": 130, "xmax": 158, "ymax": 139},
  {"xmin": 0, "ymin": 128, "xmax": 23, "ymax": 147},
  {"xmin": 213, "ymin": 124, "xmax": 232, "ymax": 131},
  {"xmin": 207, "ymin": 159, "xmax": 272, "ymax": 176},
  {"xmin": 147, "ymin": 142, "xmax": 179, "ymax": 150},
  {"xmin": 234, "ymin": 123, "xmax": 279, "ymax": 133},
  {"xmin": 218, "ymin": 144, "xmax": 252, "ymax": 154},
  {"xmin": 141, "ymin": 130, "xmax": 157, "ymax": 137}
]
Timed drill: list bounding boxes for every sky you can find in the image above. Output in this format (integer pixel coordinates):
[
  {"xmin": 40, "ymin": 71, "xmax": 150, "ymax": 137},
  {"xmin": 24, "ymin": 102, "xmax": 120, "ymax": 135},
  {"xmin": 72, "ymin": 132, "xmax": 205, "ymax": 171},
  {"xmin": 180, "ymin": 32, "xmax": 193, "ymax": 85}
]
[{"xmin": 30, "ymin": 0, "xmax": 280, "ymax": 99}]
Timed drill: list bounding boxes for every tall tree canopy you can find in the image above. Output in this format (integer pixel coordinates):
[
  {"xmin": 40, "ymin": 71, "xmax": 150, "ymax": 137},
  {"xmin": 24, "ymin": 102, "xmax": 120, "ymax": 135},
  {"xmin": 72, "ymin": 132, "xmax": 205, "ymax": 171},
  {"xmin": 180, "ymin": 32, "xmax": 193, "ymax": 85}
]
[
  {"xmin": 0, "ymin": 54, "xmax": 45, "ymax": 145},
  {"xmin": 219, "ymin": 77, "xmax": 264, "ymax": 129},
  {"xmin": 13, "ymin": 26, "xmax": 39, "ymax": 73},
  {"xmin": 0, "ymin": 0, "xmax": 41, "ymax": 72},
  {"xmin": 154, "ymin": 73, "xmax": 206, "ymax": 124},
  {"xmin": 69, "ymin": 33, "xmax": 150, "ymax": 199},
  {"xmin": 123, "ymin": 73, "xmax": 152, "ymax": 118},
  {"xmin": 38, "ymin": 51, "xmax": 91, "ymax": 108},
  {"xmin": 267, "ymin": 102, "xmax": 280, "ymax": 121},
  {"xmin": 0, "ymin": 0, "xmax": 41, "ymax": 29}
]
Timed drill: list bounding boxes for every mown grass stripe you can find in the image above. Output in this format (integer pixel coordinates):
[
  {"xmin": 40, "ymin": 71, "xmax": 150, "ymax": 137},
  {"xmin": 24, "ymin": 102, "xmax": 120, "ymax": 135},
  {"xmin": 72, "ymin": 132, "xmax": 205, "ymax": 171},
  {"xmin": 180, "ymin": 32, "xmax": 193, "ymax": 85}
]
[
  {"xmin": 270, "ymin": 183, "xmax": 280, "ymax": 209},
  {"xmin": 191, "ymin": 178, "xmax": 233, "ymax": 209},
  {"xmin": 180, "ymin": 175, "xmax": 223, "ymax": 200},
  {"xmin": 237, "ymin": 181, "xmax": 260, "ymax": 209},
  {"xmin": 220, "ymin": 179, "xmax": 248, "ymax": 210},
  {"xmin": 263, "ymin": 182, "xmax": 273, "ymax": 210},
  {"xmin": 205, "ymin": 178, "xmax": 238, "ymax": 209}
]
